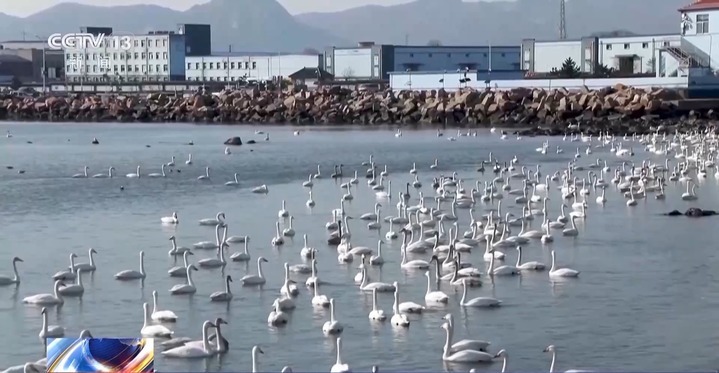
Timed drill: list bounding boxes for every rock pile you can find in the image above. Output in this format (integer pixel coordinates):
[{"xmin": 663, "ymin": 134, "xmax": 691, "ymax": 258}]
[{"xmin": 0, "ymin": 84, "xmax": 715, "ymax": 134}]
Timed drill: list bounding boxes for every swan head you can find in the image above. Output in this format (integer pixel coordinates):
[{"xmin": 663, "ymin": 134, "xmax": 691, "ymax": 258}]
[
  {"xmin": 70, "ymin": 253, "xmax": 78, "ymax": 259},
  {"xmin": 79, "ymin": 330, "xmax": 93, "ymax": 338},
  {"xmin": 281, "ymin": 366, "xmax": 293, "ymax": 373},
  {"xmin": 168, "ymin": 236, "xmax": 175, "ymax": 240},
  {"xmin": 89, "ymin": 248, "xmax": 97, "ymax": 255},
  {"xmin": 259, "ymin": 257, "xmax": 268, "ymax": 263},
  {"xmin": 54, "ymin": 280, "xmax": 64, "ymax": 289},
  {"xmin": 188, "ymin": 264, "xmax": 199, "ymax": 272},
  {"xmin": 41, "ymin": 307, "xmax": 48, "ymax": 315},
  {"xmin": 543, "ymin": 345, "xmax": 556, "ymax": 352},
  {"xmin": 215, "ymin": 317, "xmax": 228, "ymax": 326},
  {"xmin": 226, "ymin": 275, "xmax": 232, "ymax": 283},
  {"xmin": 430, "ymin": 255, "xmax": 439, "ymax": 262},
  {"xmin": 494, "ymin": 349, "xmax": 508, "ymax": 358},
  {"xmin": 12, "ymin": 256, "xmax": 23, "ymax": 263},
  {"xmin": 253, "ymin": 346, "xmax": 264, "ymax": 355},
  {"xmin": 139, "ymin": 251, "xmax": 145, "ymax": 257}
]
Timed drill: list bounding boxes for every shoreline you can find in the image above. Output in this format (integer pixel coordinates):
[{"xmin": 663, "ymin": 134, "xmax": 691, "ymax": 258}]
[{"xmin": 1, "ymin": 85, "xmax": 716, "ymax": 135}]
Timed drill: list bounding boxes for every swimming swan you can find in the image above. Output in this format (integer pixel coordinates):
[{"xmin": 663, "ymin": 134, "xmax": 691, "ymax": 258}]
[
  {"xmin": 322, "ymin": 298, "xmax": 344, "ymax": 335},
  {"xmin": 161, "ymin": 212, "xmax": 179, "ymax": 224},
  {"xmin": 199, "ymin": 212, "xmax": 225, "ymax": 226},
  {"xmin": 162, "ymin": 320, "xmax": 214, "ymax": 357},
  {"xmin": 168, "ymin": 251, "xmax": 194, "ymax": 277},
  {"xmin": 151, "ymin": 290, "xmax": 177, "ymax": 322},
  {"xmin": 72, "ymin": 166, "xmax": 89, "ymax": 178},
  {"xmin": 24, "ymin": 280, "xmax": 65, "ymax": 306},
  {"xmin": 241, "ymin": 257, "xmax": 268, "ymax": 286},
  {"xmin": 198, "ymin": 243, "xmax": 228, "ymax": 268},
  {"xmin": 359, "ymin": 265, "xmax": 395, "ymax": 293},
  {"xmin": 390, "ymin": 284, "xmax": 410, "ymax": 327},
  {"xmin": 459, "ymin": 279, "xmax": 501, "ymax": 307},
  {"xmin": 252, "ymin": 185, "xmax": 269, "ymax": 194},
  {"xmin": 440, "ymin": 322, "xmax": 494, "ymax": 362},
  {"xmin": 115, "ymin": 251, "xmax": 146, "ymax": 280},
  {"xmin": 230, "ymin": 237, "xmax": 251, "ymax": 262},
  {"xmin": 147, "ymin": 164, "xmax": 167, "ymax": 178},
  {"xmin": 210, "ymin": 275, "xmax": 233, "ymax": 302},
  {"xmin": 311, "ymin": 282, "xmax": 331, "ymax": 308},
  {"xmin": 424, "ymin": 271, "xmax": 449, "ymax": 303},
  {"xmin": 280, "ymin": 263, "xmax": 300, "ymax": 297},
  {"xmin": 39, "ymin": 307, "xmax": 64, "ymax": 338},
  {"xmin": 168, "ymin": 236, "xmax": 192, "ymax": 256},
  {"xmin": 91, "ymin": 167, "xmax": 114, "ymax": 178},
  {"xmin": 516, "ymin": 246, "xmax": 546, "ymax": 271},
  {"xmin": 225, "ymin": 173, "xmax": 240, "ymax": 186},
  {"xmin": 443, "ymin": 313, "xmax": 491, "ymax": 353},
  {"xmin": 73, "ymin": 248, "xmax": 97, "ymax": 272},
  {"xmin": 368, "ymin": 287, "xmax": 387, "ymax": 321},
  {"xmin": 549, "ymin": 250, "xmax": 580, "ymax": 278},
  {"xmin": 197, "ymin": 167, "xmax": 210, "ymax": 180},
  {"xmin": 544, "ymin": 344, "xmax": 594, "ymax": 372},
  {"xmin": 268, "ymin": 301, "xmax": 289, "ymax": 326},
  {"xmin": 169, "ymin": 264, "xmax": 198, "ymax": 294},
  {"xmin": 57, "ymin": 268, "xmax": 84, "ymax": 296},
  {"xmin": 0, "ymin": 257, "xmax": 22, "ymax": 285},
  {"xmin": 330, "ymin": 337, "xmax": 351, "ymax": 373},
  {"xmin": 251, "ymin": 346, "xmax": 265, "ymax": 372},
  {"xmin": 394, "ymin": 281, "xmax": 425, "ymax": 314},
  {"xmin": 141, "ymin": 302, "xmax": 174, "ymax": 338},
  {"xmin": 126, "ymin": 166, "xmax": 141, "ymax": 178},
  {"xmin": 278, "ymin": 200, "xmax": 289, "ymax": 217}
]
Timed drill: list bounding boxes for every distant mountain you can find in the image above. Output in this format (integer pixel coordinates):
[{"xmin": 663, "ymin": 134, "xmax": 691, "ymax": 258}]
[
  {"xmin": 296, "ymin": 0, "xmax": 688, "ymax": 46},
  {"xmin": 0, "ymin": 0, "xmax": 346, "ymax": 52}
]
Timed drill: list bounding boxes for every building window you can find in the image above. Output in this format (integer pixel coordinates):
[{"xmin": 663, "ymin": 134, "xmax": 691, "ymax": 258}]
[
  {"xmin": 224, "ymin": 62, "xmax": 228, "ymax": 69},
  {"xmin": 135, "ymin": 65, "xmax": 139, "ymax": 72},
  {"xmin": 155, "ymin": 40, "xmax": 160, "ymax": 47},
  {"xmin": 120, "ymin": 65, "xmax": 125, "ymax": 72},
  {"xmin": 642, "ymin": 42, "xmax": 649, "ymax": 48},
  {"xmin": 231, "ymin": 62, "xmax": 236, "ymax": 69},
  {"xmin": 252, "ymin": 61, "xmax": 256, "ymax": 69},
  {"xmin": 186, "ymin": 63, "xmax": 191, "ymax": 70},
  {"xmin": 141, "ymin": 40, "xmax": 145, "ymax": 47},
  {"xmin": 209, "ymin": 62, "xmax": 214, "ymax": 69},
  {"xmin": 244, "ymin": 62, "xmax": 249, "ymax": 69},
  {"xmin": 156, "ymin": 64, "xmax": 161, "ymax": 72},
  {"xmin": 163, "ymin": 52, "xmax": 167, "ymax": 59},
  {"xmin": 134, "ymin": 40, "xmax": 138, "ymax": 47},
  {"xmin": 606, "ymin": 44, "xmax": 612, "ymax": 50},
  {"xmin": 149, "ymin": 65, "xmax": 154, "ymax": 72},
  {"xmin": 163, "ymin": 64, "xmax": 168, "ymax": 72},
  {"xmin": 195, "ymin": 62, "xmax": 200, "ymax": 69},
  {"xmin": 162, "ymin": 39, "xmax": 167, "ymax": 47},
  {"xmin": 134, "ymin": 52, "xmax": 139, "ymax": 59},
  {"xmin": 141, "ymin": 53, "xmax": 146, "ymax": 59},
  {"xmin": 697, "ymin": 14, "xmax": 709, "ymax": 34},
  {"xmin": 623, "ymin": 43, "xmax": 629, "ymax": 49},
  {"xmin": 142, "ymin": 65, "xmax": 147, "ymax": 72},
  {"xmin": 155, "ymin": 52, "xmax": 160, "ymax": 59}
]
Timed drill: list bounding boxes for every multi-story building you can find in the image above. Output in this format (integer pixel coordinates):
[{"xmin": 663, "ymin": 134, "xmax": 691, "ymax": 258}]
[
  {"xmin": 63, "ymin": 24, "xmax": 210, "ymax": 83},
  {"xmin": 323, "ymin": 42, "xmax": 521, "ymax": 80},
  {"xmin": 184, "ymin": 53, "xmax": 322, "ymax": 82},
  {"xmin": 0, "ymin": 40, "xmax": 65, "ymax": 82}
]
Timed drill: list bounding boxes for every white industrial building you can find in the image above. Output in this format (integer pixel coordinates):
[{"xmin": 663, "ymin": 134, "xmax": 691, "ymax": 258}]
[
  {"xmin": 63, "ymin": 24, "xmax": 210, "ymax": 83},
  {"xmin": 184, "ymin": 53, "xmax": 322, "ymax": 82},
  {"xmin": 521, "ymin": 0, "xmax": 719, "ymax": 78}
]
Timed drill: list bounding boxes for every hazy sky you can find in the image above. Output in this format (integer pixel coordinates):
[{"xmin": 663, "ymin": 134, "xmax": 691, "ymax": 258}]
[{"xmin": 0, "ymin": 0, "xmax": 424, "ymax": 17}]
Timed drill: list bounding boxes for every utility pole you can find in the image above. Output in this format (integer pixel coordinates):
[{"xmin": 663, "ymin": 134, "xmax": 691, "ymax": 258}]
[{"xmin": 559, "ymin": 0, "xmax": 567, "ymax": 40}]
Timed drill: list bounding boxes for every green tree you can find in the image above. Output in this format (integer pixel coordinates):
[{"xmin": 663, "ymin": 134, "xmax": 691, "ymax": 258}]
[
  {"xmin": 558, "ymin": 57, "xmax": 580, "ymax": 78},
  {"xmin": 594, "ymin": 63, "xmax": 614, "ymax": 78}
]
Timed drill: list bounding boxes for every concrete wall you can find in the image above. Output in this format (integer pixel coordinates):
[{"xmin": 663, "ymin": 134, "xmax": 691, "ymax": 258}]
[
  {"xmin": 533, "ymin": 41, "xmax": 582, "ymax": 73},
  {"xmin": 333, "ymin": 48, "xmax": 373, "ymax": 78},
  {"xmin": 598, "ymin": 35, "xmax": 680, "ymax": 74},
  {"xmin": 390, "ymin": 70, "xmax": 526, "ymax": 91},
  {"xmin": 391, "ymin": 46, "xmax": 520, "ymax": 72},
  {"xmin": 185, "ymin": 54, "xmax": 320, "ymax": 82}
]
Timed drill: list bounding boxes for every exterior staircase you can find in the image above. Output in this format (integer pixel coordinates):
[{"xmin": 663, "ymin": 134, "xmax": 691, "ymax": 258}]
[{"xmin": 663, "ymin": 46, "xmax": 706, "ymax": 68}]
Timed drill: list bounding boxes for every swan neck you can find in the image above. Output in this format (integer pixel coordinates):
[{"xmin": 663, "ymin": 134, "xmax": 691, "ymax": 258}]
[
  {"xmin": 392, "ymin": 288, "xmax": 400, "ymax": 314},
  {"xmin": 335, "ymin": 339, "xmax": 343, "ymax": 365},
  {"xmin": 225, "ymin": 277, "xmax": 231, "ymax": 294},
  {"xmin": 516, "ymin": 248, "xmax": 522, "ymax": 267},
  {"xmin": 42, "ymin": 310, "xmax": 48, "ymax": 333},
  {"xmin": 550, "ymin": 252, "xmax": 557, "ymax": 272},
  {"xmin": 186, "ymin": 267, "xmax": 194, "ymax": 287},
  {"xmin": 76, "ymin": 270, "xmax": 82, "ymax": 286},
  {"xmin": 152, "ymin": 293, "xmax": 158, "ymax": 314},
  {"xmin": 183, "ymin": 252, "xmax": 189, "ymax": 267},
  {"xmin": 330, "ymin": 301, "xmax": 336, "ymax": 322},
  {"xmin": 371, "ymin": 289, "xmax": 378, "ymax": 310},
  {"xmin": 549, "ymin": 351, "xmax": 556, "ymax": 373},
  {"xmin": 244, "ymin": 240, "xmax": 249, "ymax": 254},
  {"xmin": 88, "ymin": 250, "xmax": 95, "ymax": 266},
  {"xmin": 257, "ymin": 260, "xmax": 264, "ymax": 279},
  {"xmin": 202, "ymin": 322, "xmax": 210, "ymax": 352},
  {"xmin": 140, "ymin": 254, "xmax": 145, "ymax": 275},
  {"xmin": 460, "ymin": 282, "xmax": 467, "ymax": 304},
  {"xmin": 143, "ymin": 304, "xmax": 149, "ymax": 328},
  {"xmin": 12, "ymin": 260, "xmax": 19, "ymax": 281},
  {"xmin": 442, "ymin": 325, "xmax": 452, "ymax": 359},
  {"xmin": 425, "ymin": 272, "xmax": 432, "ymax": 296}
]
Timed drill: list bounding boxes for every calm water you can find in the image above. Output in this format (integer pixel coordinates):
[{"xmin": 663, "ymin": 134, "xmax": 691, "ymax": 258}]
[{"xmin": 0, "ymin": 123, "xmax": 718, "ymax": 372}]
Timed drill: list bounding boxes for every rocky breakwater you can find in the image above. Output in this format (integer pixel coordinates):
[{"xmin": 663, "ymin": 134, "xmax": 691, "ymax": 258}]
[{"xmin": 0, "ymin": 84, "xmax": 713, "ymax": 134}]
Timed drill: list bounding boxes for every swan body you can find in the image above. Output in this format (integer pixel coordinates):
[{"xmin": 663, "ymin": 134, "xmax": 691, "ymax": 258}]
[
  {"xmin": 549, "ymin": 250, "xmax": 580, "ymax": 278},
  {"xmin": 311, "ymin": 282, "xmax": 331, "ymax": 308},
  {"xmin": 72, "ymin": 248, "xmax": 97, "ymax": 272},
  {"xmin": 424, "ymin": 271, "xmax": 449, "ymax": 303},
  {"xmin": 114, "ymin": 251, "xmax": 146, "ymax": 280},
  {"xmin": 441, "ymin": 322, "xmax": 494, "ymax": 362},
  {"xmin": 330, "ymin": 337, "xmax": 351, "ymax": 373},
  {"xmin": 516, "ymin": 246, "xmax": 546, "ymax": 271},
  {"xmin": 252, "ymin": 184, "xmax": 269, "ymax": 194},
  {"xmin": 241, "ymin": 257, "xmax": 268, "ymax": 285},
  {"xmin": 443, "ymin": 314, "xmax": 491, "ymax": 353},
  {"xmin": 151, "ymin": 290, "xmax": 177, "ymax": 322},
  {"xmin": 230, "ymin": 237, "xmax": 251, "ymax": 262},
  {"xmin": 197, "ymin": 166, "xmax": 211, "ymax": 180},
  {"xmin": 126, "ymin": 165, "xmax": 141, "ymax": 178},
  {"xmin": 23, "ymin": 280, "xmax": 64, "ymax": 305},
  {"xmin": 161, "ymin": 212, "xmax": 179, "ymax": 224},
  {"xmin": 368, "ymin": 288, "xmax": 387, "ymax": 321},
  {"xmin": 198, "ymin": 212, "xmax": 225, "ymax": 226},
  {"xmin": 169, "ymin": 264, "xmax": 198, "ymax": 294},
  {"xmin": 0, "ymin": 257, "xmax": 22, "ymax": 285},
  {"xmin": 39, "ymin": 307, "xmax": 65, "ymax": 338},
  {"xmin": 168, "ymin": 236, "xmax": 192, "ymax": 256},
  {"xmin": 162, "ymin": 320, "xmax": 214, "ymax": 357},
  {"xmin": 168, "ymin": 251, "xmax": 194, "ymax": 277},
  {"xmin": 210, "ymin": 275, "xmax": 233, "ymax": 302},
  {"xmin": 322, "ymin": 299, "xmax": 344, "ymax": 335},
  {"xmin": 460, "ymin": 279, "xmax": 501, "ymax": 307},
  {"xmin": 141, "ymin": 302, "xmax": 174, "ymax": 338},
  {"xmin": 268, "ymin": 301, "xmax": 289, "ymax": 326}
]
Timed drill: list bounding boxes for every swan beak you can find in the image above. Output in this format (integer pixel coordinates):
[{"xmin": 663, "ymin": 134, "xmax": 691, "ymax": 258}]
[
  {"xmin": 258, "ymin": 348, "xmax": 264, "ymax": 354},
  {"xmin": 542, "ymin": 347, "xmax": 550, "ymax": 352},
  {"xmin": 16, "ymin": 258, "xmax": 23, "ymax": 262},
  {"xmin": 188, "ymin": 252, "xmax": 194, "ymax": 255},
  {"xmin": 493, "ymin": 353, "xmax": 501, "ymax": 358}
]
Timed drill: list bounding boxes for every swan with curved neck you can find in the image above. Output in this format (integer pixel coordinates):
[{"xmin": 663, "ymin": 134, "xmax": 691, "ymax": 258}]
[
  {"xmin": 440, "ymin": 322, "xmax": 494, "ymax": 362},
  {"xmin": 161, "ymin": 320, "xmax": 214, "ymax": 357},
  {"xmin": 241, "ymin": 257, "xmax": 268, "ymax": 285},
  {"xmin": 168, "ymin": 251, "xmax": 194, "ymax": 277},
  {"xmin": 251, "ymin": 346, "xmax": 264, "ymax": 372},
  {"xmin": 210, "ymin": 275, "xmax": 233, "ymax": 302},
  {"xmin": 73, "ymin": 248, "xmax": 97, "ymax": 272},
  {"xmin": 169, "ymin": 264, "xmax": 198, "ymax": 294},
  {"xmin": 197, "ymin": 167, "xmax": 211, "ymax": 180},
  {"xmin": 141, "ymin": 302, "xmax": 173, "ymax": 338},
  {"xmin": 549, "ymin": 250, "xmax": 580, "ymax": 278},
  {"xmin": 126, "ymin": 166, "xmax": 141, "ymax": 178},
  {"xmin": 231, "ymin": 237, "xmax": 251, "ymax": 262},
  {"xmin": 151, "ymin": 290, "xmax": 177, "ymax": 322},
  {"xmin": 0, "ymin": 257, "xmax": 23, "ymax": 285},
  {"xmin": 322, "ymin": 298, "xmax": 343, "ymax": 335},
  {"xmin": 39, "ymin": 307, "xmax": 65, "ymax": 338}
]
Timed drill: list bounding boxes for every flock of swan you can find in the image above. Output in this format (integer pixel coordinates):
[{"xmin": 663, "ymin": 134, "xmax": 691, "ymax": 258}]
[{"xmin": 1, "ymin": 128, "xmax": 714, "ymax": 373}]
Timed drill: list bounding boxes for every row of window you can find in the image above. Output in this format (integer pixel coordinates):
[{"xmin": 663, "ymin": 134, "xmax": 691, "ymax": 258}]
[
  {"xmin": 186, "ymin": 61, "xmax": 258, "ymax": 70},
  {"xmin": 92, "ymin": 37, "xmax": 168, "ymax": 49},
  {"xmin": 66, "ymin": 64, "xmax": 169, "ymax": 73},
  {"xmin": 406, "ymin": 52, "xmax": 510, "ymax": 58},
  {"xmin": 187, "ymin": 76, "xmax": 243, "ymax": 82},
  {"xmin": 605, "ymin": 41, "xmax": 671, "ymax": 50},
  {"xmin": 65, "ymin": 52, "xmax": 169, "ymax": 61},
  {"xmin": 66, "ymin": 76, "xmax": 171, "ymax": 83}
]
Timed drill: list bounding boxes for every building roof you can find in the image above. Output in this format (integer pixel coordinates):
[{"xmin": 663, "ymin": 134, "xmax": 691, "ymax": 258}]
[
  {"xmin": 209, "ymin": 51, "xmax": 319, "ymax": 57},
  {"xmin": 679, "ymin": 0, "xmax": 719, "ymax": 11},
  {"xmin": 289, "ymin": 67, "xmax": 333, "ymax": 80},
  {"xmin": 0, "ymin": 55, "xmax": 31, "ymax": 63}
]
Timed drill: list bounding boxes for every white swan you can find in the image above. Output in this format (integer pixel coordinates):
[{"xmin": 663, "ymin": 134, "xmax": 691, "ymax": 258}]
[
  {"xmin": 271, "ymin": 221, "xmax": 285, "ymax": 246},
  {"xmin": 241, "ymin": 257, "xmax": 268, "ymax": 285},
  {"xmin": 516, "ymin": 246, "xmax": 546, "ymax": 271},
  {"xmin": 197, "ymin": 166, "xmax": 210, "ymax": 180},
  {"xmin": 38, "ymin": 307, "xmax": 64, "ymax": 338},
  {"xmin": 210, "ymin": 275, "xmax": 233, "ymax": 302},
  {"xmin": 161, "ymin": 212, "xmax": 179, "ymax": 224},
  {"xmin": 126, "ymin": 165, "xmax": 141, "ymax": 178},
  {"xmin": 494, "ymin": 349, "xmax": 509, "ymax": 372},
  {"xmin": 562, "ymin": 215, "xmax": 579, "ymax": 236},
  {"xmin": 369, "ymin": 240, "xmax": 384, "ymax": 265},
  {"xmin": 151, "ymin": 290, "xmax": 177, "ymax": 322},
  {"xmin": 72, "ymin": 166, "xmax": 89, "ymax": 178},
  {"xmin": 330, "ymin": 337, "xmax": 351, "ymax": 373},
  {"xmin": 443, "ymin": 313, "xmax": 491, "ymax": 352},
  {"xmin": 459, "ymin": 279, "xmax": 501, "ymax": 307},
  {"xmin": 368, "ymin": 287, "xmax": 387, "ymax": 321},
  {"xmin": 282, "ymin": 216, "xmax": 296, "ymax": 237},
  {"xmin": 58, "ymin": 268, "xmax": 84, "ymax": 296},
  {"xmin": 424, "ymin": 271, "xmax": 449, "ymax": 303},
  {"xmin": 230, "ymin": 237, "xmax": 251, "ymax": 262},
  {"xmin": 250, "ymin": 346, "xmax": 264, "ymax": 372},
  {"xmin": 168, "ymin": 251, "xmax": 194, "ymax": 277},
  {"xmin": 441, "ymin": 322, "xmax": 494, "ymax": 362},
  {"xmin": 278, "ymin": 200, "xmax": 289, "ymax": 217},
  {"xmin": 225, "ymin": 173, "xmax": 240, "ymax": 186},
  {"xmin": 306, "ymin": 190, "xmax": 315, "ymax": 207},
  {"xmin": 141, "ymin": 302, "xmax": 174, "ymax": 338},
  {"xmin": 162, "ymin": 320, "xmax": 214, "ymax": 357},
  {"xmin": 394, "ymin": 281, "xmax": 425, "ymax": 314},
  {"xmin": 549, "ymin": 250, "xmax": 580, "ymax": 278},
  {"xmin": 194, "ymin": 223, "xmax": 223, "ymax": 250},
  {"xmin": 169, "ymin": 264, "xmax": 198, "ymax": 294},
  {"xmin": 322, "ymin": 298, "xmax": 344, "ymax": 335},
  {"xmin": 0, "ymin": 257, "xmax": 22, "ymax": 285},
  {"xmin": 311, "ymin": 282, "xmax": 331, "ymax": 308},
  {"xmin": 115, "ymin": 251, "xmax": 146, "ymax": 280},
  {"xmin": 401, "ymin": 240, "xmax": 430, "ymax": 269},
  {"xmin": 300, "ymin": 234, "xmax": 315, "ymax": 259},
  {"xmin": 252, "ymin": 184, "xmax": 269, "ymax": 194},
  {"xmin": 268, "ymin": 300, "xmax": 289, "ymax": 326},
  {"xmin": 488, "ymin": 249, "xmax": 520, "ymax": 276},
  {"xmin": 359, "ymin": 265, "xmax": 395, "ymax": 293},
  {"xmin": 199, "ymin": 212, "xmax": 225, "ymax": 226},
  {"xmin": 198, "ymin": 243, "xmax": 228, "ymax": 268},
  {"xmin": 185, "ymin": 153, "xmax": 192, "ymax": 165},
  {"xmin": 681, "ymin": 181, "xmax": 698, "ymax": 201},
  {"xmin": 147, "ymin": 164, "xmax": 167, "ymax": 178},
  {"xmin": 73, "ymin": 248, "xmax": 97, "ymax": 272},
  {"xmin": 280, "ymin": 262, "xmax": 300, "ymax": 297},
  {"xmin": 91, "ymin": 167, "xmax": 114, "ymax": 178},
  {"xmin": 303, "ymin": 174, "xmax": 314, "ymax": 187},
  {"xmin": 168, "ymin": 236, "xmax": 192, "ymax": 256},
  {"xmin": 305, "ymin": 258, "xmax": 323, "ymax": 287},
  {"xmin": 545, "ymin": 344, "xmax": 594, "ymax": 372},
  {"xmin": 390, "ymin": 283, "xmax": 410, "ymax": 326}
]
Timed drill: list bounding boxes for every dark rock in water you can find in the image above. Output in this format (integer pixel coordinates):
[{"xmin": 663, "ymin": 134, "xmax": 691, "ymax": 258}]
[
  {"xmin": 664, "ymin": 208, "xmax": 717, "ymax": 217},
  {"xmin": 247, "ymin": 140, "xmax": 256, "ymax": 144},
  {"xmin": 224, "ymin": 137, "xmax": 242, "ymax": 146}
]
